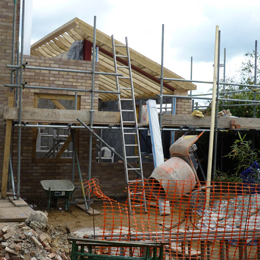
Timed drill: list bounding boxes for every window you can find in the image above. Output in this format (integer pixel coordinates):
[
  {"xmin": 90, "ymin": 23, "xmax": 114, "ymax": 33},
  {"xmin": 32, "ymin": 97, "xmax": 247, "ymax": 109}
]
[{"xmin": 33, "ymin": 94, "xmax": 80, "ymax": 161}]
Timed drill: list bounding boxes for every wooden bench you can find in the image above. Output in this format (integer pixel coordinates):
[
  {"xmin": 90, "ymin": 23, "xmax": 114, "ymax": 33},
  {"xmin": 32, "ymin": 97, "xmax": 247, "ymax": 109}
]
[{"xmin": 68, "ymin": 237, "xmax": 167, "ymax": 260}]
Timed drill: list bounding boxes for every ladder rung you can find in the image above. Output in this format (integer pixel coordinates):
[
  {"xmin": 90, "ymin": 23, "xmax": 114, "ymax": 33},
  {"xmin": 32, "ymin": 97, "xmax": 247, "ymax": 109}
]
[
  {"xmin": 123, "ymin": 121, "xmax": 135, "ymax": 124},
  {"xmin": 116, "ymin": 55, "xmax": 127, "ymax": 58},
  {"xmin": 127, "ymin": 168, "xmax": 141, "ymax": 171},
  {"xmin": 119, "ymin": 87, "xmax": 131, "ymax": 90},
  {"xmin": 118, "ymin": 76, "xmax": 130, "ymax": 79},
  {"xmin": 128, "ymin": 179, "xmax": 144, "ymax": 184},
  {"xmin": 121, "ymin": 109, "xmax": 134, "ymax": 112},
  {"xmin": 120, "ymin": 98, "xmax": 132, "ymax": 101},
  {"xmin": 115, "ymin": 44, "xmax": 125, "ymax": 47},
  {"xmin": 125, "ymin": 144, "xmax": 138, "ymax": 147},
  {"xmin": 126, "ymin": 156, "xmax": 139, "ymax": 159},
  {"xmin": 128, "ymin": 179, "xmax": 144, "ymax": 183},
  {"xmin": 117, "ymin": 65, "xmax": 129, "ymax": 68},
  {"xmin": 124, "ymin": 132, "xmax": 137, "ymax": 135},
  {"xmin": 132, "ymin": 204, "xmax": 145, "ymax": 208}
]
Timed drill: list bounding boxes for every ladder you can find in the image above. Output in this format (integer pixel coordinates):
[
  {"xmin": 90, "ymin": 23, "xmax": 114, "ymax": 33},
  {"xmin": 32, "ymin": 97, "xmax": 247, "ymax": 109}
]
[{"xmin": 111, "ymin": 35, "xmax": 147, "ymax": 212}]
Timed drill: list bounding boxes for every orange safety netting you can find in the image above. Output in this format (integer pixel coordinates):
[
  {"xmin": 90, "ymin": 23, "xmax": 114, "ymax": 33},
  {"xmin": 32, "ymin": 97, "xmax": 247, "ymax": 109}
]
[{"xmin": 84, "ymin": 178, "xmax": 260, "ymax": 260}]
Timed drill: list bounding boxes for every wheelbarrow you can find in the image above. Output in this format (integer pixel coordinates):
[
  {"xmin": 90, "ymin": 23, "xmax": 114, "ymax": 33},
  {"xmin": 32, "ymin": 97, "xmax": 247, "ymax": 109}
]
[{"xmin": 40, "ymin": 180, "xmax": 76, "ymax": 211}]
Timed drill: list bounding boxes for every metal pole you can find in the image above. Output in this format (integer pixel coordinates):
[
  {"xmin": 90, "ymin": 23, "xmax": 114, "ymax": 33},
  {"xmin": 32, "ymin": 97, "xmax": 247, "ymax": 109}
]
[
  {"xmin": 13, "ymin": 122, "xmax": 225, "ymax": 133},
  {"xmin": 72, "ymin": 92, "xmax": 78, "ymax": 185},
  {"xmin": 223, "ymin": 48, "xmax": 226, "ymax": 89},
  {"xmin": 7, "ymin": 65, "xmax": 122, "ymax": 76},
  {"xmin": 162, "ymin": 77, "xmax": 260, "ymax": 89},
  {"xmin": 171, "ymin": 97, "xmax": 176, "ymax": 144},
  {"xmin": 17, "ymin": 0, "xmax": 26, "ymax": 197},
  {"xmin": 15, "ymin": 43, "xmax": 19, "ymax": 107},
  {"xmin": 5, "ymin": 84, "xmax": 121, "ymax": 94},
  {"xmin": 190, "ymin": 56, "xmax": 193, "ymax": 96},
  {"xmin": 72, "ymin": 129, "xmax": 89, "ymax": 210},
  {"xmin": 253, "ymin": 40, "xmax": 257, "ymax": 118},
  {"xmin": 193, "ymin": 88, "xmax": 260, "ymax": 96},
  {"xmin": 10, "ymin": 0, "xmax": 17, "ymax": 92},
  {"xmin": 86, "ymin": 16, "xmax": 97, "ymax": 206},
  {"xmin": 160, "ymin": 95, "xmax": 260, "ymax": 103},
  {"xmin": 159, "ymin": 24, "xmax": 164, "ymax": 129},
  {"xmin": 9, "ymin": 156, "xmax": 16, "ymax": 199}
]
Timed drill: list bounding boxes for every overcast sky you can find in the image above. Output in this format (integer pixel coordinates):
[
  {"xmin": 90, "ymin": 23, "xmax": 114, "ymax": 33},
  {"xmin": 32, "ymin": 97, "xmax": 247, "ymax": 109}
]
[{"xmin": 29, "ymin": 0, "xmax": 260, "ymax": 95}]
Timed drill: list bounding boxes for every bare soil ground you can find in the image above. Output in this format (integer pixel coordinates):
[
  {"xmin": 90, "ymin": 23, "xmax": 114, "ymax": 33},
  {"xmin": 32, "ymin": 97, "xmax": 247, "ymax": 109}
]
[{"xmin": 42, "ymin": 202, "xmax": 106, "ymax": 233}]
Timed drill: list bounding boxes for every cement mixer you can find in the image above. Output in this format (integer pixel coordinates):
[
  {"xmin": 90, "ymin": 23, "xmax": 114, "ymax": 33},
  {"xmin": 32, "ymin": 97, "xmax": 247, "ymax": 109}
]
[{"xmin": 148, "ymin": 132, "xmax": 203, "ymax": 200}]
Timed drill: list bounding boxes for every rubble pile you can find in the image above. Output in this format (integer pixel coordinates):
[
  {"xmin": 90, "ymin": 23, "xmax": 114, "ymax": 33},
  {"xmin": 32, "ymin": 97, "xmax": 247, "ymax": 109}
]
[
  {"xmin": 0, "ymin": 211, "xmax": 71, "ymax": 260},
  {"xmin": 197, "ymin": 193, "xmax": 260, "ymax": 230}
]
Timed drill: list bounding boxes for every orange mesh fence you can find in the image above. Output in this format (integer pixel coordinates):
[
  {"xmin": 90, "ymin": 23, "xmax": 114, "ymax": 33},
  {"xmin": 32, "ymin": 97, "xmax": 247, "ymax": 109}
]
[{"xmin": 84, "ymin": 178, "xmax": 260, "ymax": 259}]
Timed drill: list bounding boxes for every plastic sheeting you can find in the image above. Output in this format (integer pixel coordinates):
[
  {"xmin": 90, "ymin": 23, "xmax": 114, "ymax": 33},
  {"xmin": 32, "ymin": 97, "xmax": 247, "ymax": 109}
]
[
  {"xmin": 67, "ymin": 41, "xmax": 84, "ymax": 60},
  {"xmin": 146, "ymin": 99, "xmax": 164, "ymax": 167}
]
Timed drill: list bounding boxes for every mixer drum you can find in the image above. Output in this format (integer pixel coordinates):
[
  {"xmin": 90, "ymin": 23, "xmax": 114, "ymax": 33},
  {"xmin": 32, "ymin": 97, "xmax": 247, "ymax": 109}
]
[{"xmin": 148, "ymin": 157, "xmax": 196, "ymax": 200}]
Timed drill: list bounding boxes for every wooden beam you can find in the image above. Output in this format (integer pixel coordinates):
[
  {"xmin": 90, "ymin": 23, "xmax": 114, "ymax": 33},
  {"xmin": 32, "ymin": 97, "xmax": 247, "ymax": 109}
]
[
  {"xmin": 55, "ymin": 134, "xmax": 72, "ymax": 158},
  {"xmin": 31, "ymin": 18, "xmax": 77, "ymax": 50},
  {"xmin": 62, "ymin": 32, "xmax": 74, "ymax": 44},
  {"xmin": 37, "ymin": 94, "xmax": 78, "ymax": 100},
  {"xmin": 57, "ymin": 35, "xmax": 71, "ymax": 48},
  {"xmin": 162, "ymin": 114, "xmax": 260, "ymax": 130},
  {"xmin": 1, "ymin": 94, "xmax": 14, "ymax": 199},
  {"xmin": 51, "ymin": 99, "xmax": 66, "ymax": 110},
  {"xmin": 4, "ymin": 107, "xmax": 260, "ymax": 130},
  {"xmin": 3, "ymin": 107, "xmax": 121, "ymax": 124}
]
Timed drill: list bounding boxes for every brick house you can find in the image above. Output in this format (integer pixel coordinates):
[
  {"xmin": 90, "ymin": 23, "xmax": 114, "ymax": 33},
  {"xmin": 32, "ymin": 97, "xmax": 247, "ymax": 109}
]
[{"xmin": 0, "ymin": 0, "xmax": 196, "ymax": 202}]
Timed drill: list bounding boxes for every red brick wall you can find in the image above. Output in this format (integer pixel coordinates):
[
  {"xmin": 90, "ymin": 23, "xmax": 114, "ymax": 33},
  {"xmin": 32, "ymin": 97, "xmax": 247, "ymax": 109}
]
[{"xmin": 10, "ymin": 127, "xmax": 154, "ymax": 202}]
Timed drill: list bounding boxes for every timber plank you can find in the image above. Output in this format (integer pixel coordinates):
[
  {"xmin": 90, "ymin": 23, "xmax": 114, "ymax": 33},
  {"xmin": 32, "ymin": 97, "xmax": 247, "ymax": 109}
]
[
  {"xmin": 9, "ymin": 197, "xmax": 28, "ymax": 207},
  {"xmin": 77, "ymin": 204, "xmax": 101, "ymax": 215},
  {"xmin": 51, "ymin": 99, "xmax": 66, "ymax": 110},
  {"xmin": 55, "ymin": 134, "xmax": 72, "ymax": 158},
  {"xmin": 162, "ymin": 114, "xmax": 260, "ymax": 130},
  {"xmin": 0, "ymin": 200, "xmax": 15, "ymax": 208},
  {"xmin": 1, "ymin": 94, "xmax": 14, "ymax": 199},
  {"xmin": 5, "ymin": 107, "xmax": 260, "ymax": 130},
  {"xmin": 3, "ymin": 107, "xmax": 121, "ymax": 125},
  {"xmin": 0, "ymin": 206, "xmax": 33, "ymax": 222}
]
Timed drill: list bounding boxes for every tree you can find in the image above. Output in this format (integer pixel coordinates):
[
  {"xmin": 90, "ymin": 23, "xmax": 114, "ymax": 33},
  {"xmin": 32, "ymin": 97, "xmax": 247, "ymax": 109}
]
[{"xmin": 217, "ymin": 51, "xmax": 260, "ymax": 118}]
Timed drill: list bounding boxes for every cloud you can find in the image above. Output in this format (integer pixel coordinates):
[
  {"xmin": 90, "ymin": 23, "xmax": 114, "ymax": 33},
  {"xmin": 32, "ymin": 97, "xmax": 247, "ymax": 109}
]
[
  {"xmin": 31, "ymin": 0, "xmax": 114, "ymax": 43},
  {"xmin": 170, "ymin": 2, "xmax": 260, "ymax": 63},
  {"xmin": 29, "ymin": 0, "xmax": 260, "ymax": 90}
]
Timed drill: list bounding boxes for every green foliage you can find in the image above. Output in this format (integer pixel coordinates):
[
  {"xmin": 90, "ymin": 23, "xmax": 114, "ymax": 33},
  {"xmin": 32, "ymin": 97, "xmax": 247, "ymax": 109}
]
[
  {"xmin": 225, "ymin": 132, "xmax": 259, "ymax": 175},
  {"xmin": 213, "ymin": 132, "xmax": 260, "ymax": 182},
  {"xmin": 207, "ymin": 51, "xmax": 260, "ymax": 118},
  {"xmin": 213, "ymin": 170, "xmax": 242, "ymax": 183}
]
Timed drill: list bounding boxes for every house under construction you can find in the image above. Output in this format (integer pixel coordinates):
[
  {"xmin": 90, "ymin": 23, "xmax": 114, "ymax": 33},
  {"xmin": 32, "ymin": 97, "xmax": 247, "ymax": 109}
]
[
  {"xmin": 3, "ymin": 1, "xmax": 260, "ymax": 260},
  {"xmin": 2, "ymin": 0, "xmax": 260, "ymax": 204},
  {"xmin": 0, "ymin": 0, "xmax": 198, "ymax": 202}
]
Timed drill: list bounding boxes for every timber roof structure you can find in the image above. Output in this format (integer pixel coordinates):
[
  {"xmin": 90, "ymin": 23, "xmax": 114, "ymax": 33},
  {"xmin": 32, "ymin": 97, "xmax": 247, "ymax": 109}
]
[{"xmin": 31, "ymin": 18, "xmax": 196, "ymax": 101}]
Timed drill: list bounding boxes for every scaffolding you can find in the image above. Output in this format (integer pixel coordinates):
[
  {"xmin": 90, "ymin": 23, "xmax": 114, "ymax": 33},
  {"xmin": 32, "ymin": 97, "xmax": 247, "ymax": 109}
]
[{"xmin": 2, "ymin": 0, "xmax": 260, "ymax": 211}]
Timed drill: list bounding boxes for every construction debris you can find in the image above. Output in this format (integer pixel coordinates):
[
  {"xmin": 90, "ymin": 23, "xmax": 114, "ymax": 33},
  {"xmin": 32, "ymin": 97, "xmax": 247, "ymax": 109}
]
[{"xmin": 0, "ymin": 211, "xmax": 71, "ymax": 260}]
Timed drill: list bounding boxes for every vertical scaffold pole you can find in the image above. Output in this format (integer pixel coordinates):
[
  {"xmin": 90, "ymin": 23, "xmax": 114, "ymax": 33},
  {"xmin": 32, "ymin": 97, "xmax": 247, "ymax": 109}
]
[
  {"xmin": 87, "ymin": 16, "xmax": 97, "ymax": 206},
  {"xmin": 159, "ymin": 24, "xmax": 164, "ymax": 129},
  {"xmin": 253, "ymin": 40, "xmax": 257, "ymax": 118},
  {"xmin": 17, "ymin": 0, "xmax": 26, "ymax": 197}
]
